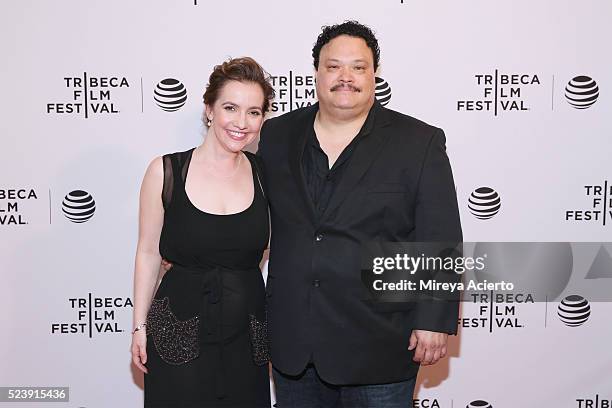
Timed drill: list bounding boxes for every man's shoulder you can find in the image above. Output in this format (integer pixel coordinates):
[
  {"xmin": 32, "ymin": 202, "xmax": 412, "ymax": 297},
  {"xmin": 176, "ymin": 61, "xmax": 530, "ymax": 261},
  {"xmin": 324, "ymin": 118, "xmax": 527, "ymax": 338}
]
[
  {"xmin": 263, "ymin": 104, "xmax": 316, "ymax": 133},
  {"xmin": 382, "ymin": 106, "xmax": 442, "ymax": 136},
  {"xmin": 258, "ymin": 105, "xmax": 316, "ymax": 155}
]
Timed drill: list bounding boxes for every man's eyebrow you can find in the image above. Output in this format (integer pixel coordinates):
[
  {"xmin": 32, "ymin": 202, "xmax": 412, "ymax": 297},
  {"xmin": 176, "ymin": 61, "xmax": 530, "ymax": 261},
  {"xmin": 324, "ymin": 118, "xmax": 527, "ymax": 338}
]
[{"xmin": 323, "ymin": 58, "xmax": 369, "ymax": 64}]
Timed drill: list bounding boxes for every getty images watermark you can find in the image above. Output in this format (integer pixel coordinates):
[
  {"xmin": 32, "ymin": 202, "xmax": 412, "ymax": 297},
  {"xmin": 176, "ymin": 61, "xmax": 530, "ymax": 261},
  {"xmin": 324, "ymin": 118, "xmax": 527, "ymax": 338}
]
[
  {"xmin": 371, "ymin": 251, "xmax": 514, "ymax": 292},
  {"xmin": 361, "ymin": 242, "xmax": 612, "ymax": 303}
]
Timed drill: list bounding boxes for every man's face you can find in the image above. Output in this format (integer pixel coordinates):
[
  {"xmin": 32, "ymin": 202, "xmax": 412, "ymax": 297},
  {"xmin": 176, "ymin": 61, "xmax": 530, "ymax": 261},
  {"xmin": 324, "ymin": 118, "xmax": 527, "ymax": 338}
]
[{"xmin": 315, "ymin": 35, "xmax": 376, "ymax": 116}]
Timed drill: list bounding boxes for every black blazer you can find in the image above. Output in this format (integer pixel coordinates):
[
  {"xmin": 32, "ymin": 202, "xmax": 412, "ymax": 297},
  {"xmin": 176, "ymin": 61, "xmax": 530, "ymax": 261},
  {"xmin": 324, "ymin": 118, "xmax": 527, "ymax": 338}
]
[{"xmin": 257, "ymin": 100, "xmax": 462, "ymax": 385}]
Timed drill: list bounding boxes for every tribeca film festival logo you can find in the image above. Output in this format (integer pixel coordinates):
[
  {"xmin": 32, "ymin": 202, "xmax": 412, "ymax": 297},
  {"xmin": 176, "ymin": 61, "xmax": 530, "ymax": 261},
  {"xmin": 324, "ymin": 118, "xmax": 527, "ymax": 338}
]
[
  {"xmin": 565, "ymin": 75, "xmax": 599, "ymax": 109},
  {"xmin": 462, "ymin": 243, "xmax": 609, "ymax": 332},
  {"xmin": 269, "ymin": 73, "xmax": 392, "ymax": 113},
  {"xmin": 565, "ymin": 181, "xmax": 611, "ymax": 226},
  {"xmin": 270, "ymin": 71, "xmax": 316, "ymax": 113},
  {"xmin": 457, "ymin": 70, "xmax": 541, "ymax": 115},
  {"xmin": 558, "ymin": 294, "xmax": 591, "ymax": 327},
  {"xmin": 51, "ymin": 294, "xmax": 133, "ymax": 337},
  {"xmin": 46, "ymin": 73, "xmax": 130, "ymax": 118},
  {"xmin": 459, "ymin": 290, "xmax": 533, "ymax": 332},
  {"xmin": 413, "ymin": 398, "xmax": 445, "ymax": 408},
  {"xmin": 61, "ymin": 190, "xmax": 96, "ymax": 223},
  {"xmin": 576, "ymin": 395, "xmax": 612, "ymax": 408},
  {"xmin": 457, "ymin": 243, "xmax": 557, "ymax": 333},
  {"xmin": 0, "ymin": 189, "xmax": 38, "ymax": 226},
  {"xmin": 468, "ymin": 187, "xmax": 501, "ymax": 220},
  {"xmin": 154, "ymin": 78, "xmax": 187, "ymax": 112}
]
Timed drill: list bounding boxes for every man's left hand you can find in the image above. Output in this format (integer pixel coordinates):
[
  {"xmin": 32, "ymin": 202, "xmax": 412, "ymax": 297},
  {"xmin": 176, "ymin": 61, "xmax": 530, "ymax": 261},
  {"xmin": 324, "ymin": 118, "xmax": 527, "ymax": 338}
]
[{"xmin": 408, "ymin": 329, "xmax": 448, "ymax": 366}]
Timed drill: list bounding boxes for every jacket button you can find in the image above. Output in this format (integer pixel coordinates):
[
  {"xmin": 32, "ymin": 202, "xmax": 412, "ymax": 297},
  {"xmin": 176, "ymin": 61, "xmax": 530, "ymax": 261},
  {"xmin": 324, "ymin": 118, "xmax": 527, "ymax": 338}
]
[
  {"xmin": 315, "ymin": 234, "xmax": 323, "ymax": 242},
  {"xmin": 312, "ymin": 279, "xmax": 321, "ymax": 288}
]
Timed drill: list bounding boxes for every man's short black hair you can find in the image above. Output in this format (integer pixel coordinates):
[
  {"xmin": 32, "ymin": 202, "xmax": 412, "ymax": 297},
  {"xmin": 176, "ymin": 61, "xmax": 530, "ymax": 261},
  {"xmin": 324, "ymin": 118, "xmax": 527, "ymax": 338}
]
[{"xmin": 312, "ymin": 21, "xmax": 380, "ymax": 71}]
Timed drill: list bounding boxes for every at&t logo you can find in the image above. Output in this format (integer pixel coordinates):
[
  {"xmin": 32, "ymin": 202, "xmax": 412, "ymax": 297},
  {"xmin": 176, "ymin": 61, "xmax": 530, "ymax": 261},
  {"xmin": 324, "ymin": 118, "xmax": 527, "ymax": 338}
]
[
  {"xmin": 375, "ymin": 77, "xmax": 392, "ymax": 106},
  {"xmin": 154, "ymin": 78, "xmax": 187, "ymax": 112},
  {"xmin": 467, "ymin": 400, "xmax": 492, "ymax": 408},
  {"xmin": 62, "ymin": 190, "xmax": 96, "ymax": 223},
  {"xmin": 558, "ymin": 294, "xmax": 591, "ymax": 327},
  {"xmin": 468, "ymin": 187, "xmax": 501, "ymax": 220},
  {"xmin": 565, "ymin": 75, "xmax": 599, "ymax": 109}
]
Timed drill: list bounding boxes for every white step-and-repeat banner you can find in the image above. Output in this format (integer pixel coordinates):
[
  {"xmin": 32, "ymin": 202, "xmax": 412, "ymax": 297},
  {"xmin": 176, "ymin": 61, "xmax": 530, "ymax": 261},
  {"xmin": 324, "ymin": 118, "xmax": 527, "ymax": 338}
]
[{"xmin": 2, "ymin": 0, "xmax": 611, "ymax": 407}]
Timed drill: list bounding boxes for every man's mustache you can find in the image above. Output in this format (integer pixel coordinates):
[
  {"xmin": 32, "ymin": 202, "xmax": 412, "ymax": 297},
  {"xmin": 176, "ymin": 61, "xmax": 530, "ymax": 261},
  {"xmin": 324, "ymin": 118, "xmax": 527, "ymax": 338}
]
[{"xmin": 330, "ymin": 83, "xmax": 361, "ymax": 92}]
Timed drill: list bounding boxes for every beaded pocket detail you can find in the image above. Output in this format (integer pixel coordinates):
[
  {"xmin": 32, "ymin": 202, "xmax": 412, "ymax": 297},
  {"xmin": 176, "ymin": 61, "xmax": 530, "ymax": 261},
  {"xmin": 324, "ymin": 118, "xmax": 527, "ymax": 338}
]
[
  {"xmin": 248, "ymin": 314, "xmax": 270, "ymax": 366},
  {"xmin": 146, "ymin": 297, "xmax": 200, "ymax": 365}
]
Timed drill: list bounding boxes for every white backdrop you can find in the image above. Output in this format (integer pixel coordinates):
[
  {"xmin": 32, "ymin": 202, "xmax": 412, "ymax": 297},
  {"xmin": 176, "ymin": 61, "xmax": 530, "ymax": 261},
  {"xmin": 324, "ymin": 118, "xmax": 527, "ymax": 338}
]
[{"xmin": 1, "ymin": 0, "xmax": 611, "ymax": 407}]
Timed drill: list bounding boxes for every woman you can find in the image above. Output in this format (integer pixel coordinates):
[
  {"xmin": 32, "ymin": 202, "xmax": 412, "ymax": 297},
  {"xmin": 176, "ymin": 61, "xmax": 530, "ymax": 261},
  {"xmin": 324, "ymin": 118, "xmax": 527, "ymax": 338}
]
[{"xmin": 131, "ymin": 57, "xmax": 274, "ymax": 407}]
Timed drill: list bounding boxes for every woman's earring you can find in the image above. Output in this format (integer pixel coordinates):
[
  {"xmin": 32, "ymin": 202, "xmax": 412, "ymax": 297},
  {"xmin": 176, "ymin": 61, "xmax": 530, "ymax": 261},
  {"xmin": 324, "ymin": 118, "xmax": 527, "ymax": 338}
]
[{"xmin": 207, "ymin": 117, "xmax": 212, "ymax": 126}]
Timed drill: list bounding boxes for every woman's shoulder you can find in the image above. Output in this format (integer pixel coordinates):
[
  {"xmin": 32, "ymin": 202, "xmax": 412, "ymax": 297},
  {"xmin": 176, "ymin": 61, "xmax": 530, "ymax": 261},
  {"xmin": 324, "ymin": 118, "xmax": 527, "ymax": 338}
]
[
  {"xmin": 243, "ymin": 150, "xmax": 264, "ymax": 170},
  {"xmin": 144, "ymin": 147, "xmax": 194, "ymax": 182},
  {"xmin": 242, "ymin": 150, "xmax": 257, "ymax": 160},
  {"xmin": 162, "ymin": 147, "xmax": 195, "ymax": 162},
  {"xmin": 144, "ymin": 156, "xmax": 163, "ymax": 177}
]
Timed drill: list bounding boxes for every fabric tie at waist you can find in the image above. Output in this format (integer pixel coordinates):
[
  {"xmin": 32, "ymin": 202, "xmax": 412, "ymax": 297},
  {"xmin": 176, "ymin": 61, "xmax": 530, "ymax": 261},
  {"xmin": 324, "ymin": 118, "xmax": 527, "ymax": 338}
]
[
  {"xmin": 199, "ymin": 266, "xmax": 225, "ymax": 398},
  {"xmin": 167, "ymin": 262, "xmax": 259, "ymax": 400}
]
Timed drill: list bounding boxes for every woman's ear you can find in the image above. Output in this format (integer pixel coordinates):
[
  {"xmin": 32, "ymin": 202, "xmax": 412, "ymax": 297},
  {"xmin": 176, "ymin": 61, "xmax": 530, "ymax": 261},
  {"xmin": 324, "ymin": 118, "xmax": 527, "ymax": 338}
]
[{"xmin": 204, "ymin": 104, "xmax": 213, "ymax": 124}]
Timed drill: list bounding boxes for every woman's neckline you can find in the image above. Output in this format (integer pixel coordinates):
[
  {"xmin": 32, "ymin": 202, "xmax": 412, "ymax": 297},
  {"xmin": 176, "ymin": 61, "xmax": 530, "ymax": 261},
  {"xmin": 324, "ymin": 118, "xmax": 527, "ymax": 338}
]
[{"xmin": 183, "ymin": 148, "xmax": 256, "ymax": 216}]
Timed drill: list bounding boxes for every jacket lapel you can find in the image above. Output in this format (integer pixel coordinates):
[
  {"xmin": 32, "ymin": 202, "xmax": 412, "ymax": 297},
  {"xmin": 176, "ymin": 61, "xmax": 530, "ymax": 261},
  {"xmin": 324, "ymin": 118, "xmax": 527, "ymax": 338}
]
[
  {"xmin": 288, "ymin": 103, "xmax": 318, "ymax": 224},
  {"xmin": 320, "ymin": 101, "xmax": 392, "ymax": 221}
]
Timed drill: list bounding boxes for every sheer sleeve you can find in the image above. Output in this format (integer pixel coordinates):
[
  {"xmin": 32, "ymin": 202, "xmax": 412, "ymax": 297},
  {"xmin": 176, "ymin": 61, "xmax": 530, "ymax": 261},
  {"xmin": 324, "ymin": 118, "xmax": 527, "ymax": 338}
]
[{"xmin": 161, "ymin": 154, "xmax": 174, "ymax": 210}]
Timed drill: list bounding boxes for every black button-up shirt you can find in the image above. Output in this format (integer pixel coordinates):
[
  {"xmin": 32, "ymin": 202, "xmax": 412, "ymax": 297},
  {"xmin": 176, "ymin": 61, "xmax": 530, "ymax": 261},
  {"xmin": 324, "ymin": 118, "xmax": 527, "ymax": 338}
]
[{"xmin": 302, "ymin": 105, "xmax": 377, "ymax": 219}]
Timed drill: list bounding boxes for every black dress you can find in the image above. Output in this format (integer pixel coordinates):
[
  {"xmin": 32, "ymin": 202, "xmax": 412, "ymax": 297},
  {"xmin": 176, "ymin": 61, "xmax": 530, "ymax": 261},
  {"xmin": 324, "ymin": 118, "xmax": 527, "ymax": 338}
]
[{"xmin": 144, "ymin": 148, "xmax": 270, "ymax": 408}]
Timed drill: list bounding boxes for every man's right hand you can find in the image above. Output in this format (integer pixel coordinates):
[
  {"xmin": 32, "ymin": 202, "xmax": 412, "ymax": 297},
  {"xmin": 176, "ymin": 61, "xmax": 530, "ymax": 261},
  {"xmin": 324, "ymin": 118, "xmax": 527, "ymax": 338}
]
[{"xmin": 408, "ymin": 329, "xmax": 448, "ymax": 366}]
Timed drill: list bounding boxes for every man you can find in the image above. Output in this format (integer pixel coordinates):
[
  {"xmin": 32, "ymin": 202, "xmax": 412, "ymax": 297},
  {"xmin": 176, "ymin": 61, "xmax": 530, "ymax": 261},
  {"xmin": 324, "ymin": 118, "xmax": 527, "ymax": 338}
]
[{"xmin": 258, "ymin": 21, "xmax": 462, "ymax": 407}]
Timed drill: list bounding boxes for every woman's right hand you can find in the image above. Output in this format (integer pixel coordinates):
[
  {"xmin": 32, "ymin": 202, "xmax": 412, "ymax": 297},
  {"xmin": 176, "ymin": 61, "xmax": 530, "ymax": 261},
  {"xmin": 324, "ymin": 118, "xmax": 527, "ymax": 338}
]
[
  {"xmin": 131, "ymin": 330, "xmax": 148, "ymax": 374},
  {"xmin": 161, "ymin": 258, "xmax": 173, "ymax": 272}
]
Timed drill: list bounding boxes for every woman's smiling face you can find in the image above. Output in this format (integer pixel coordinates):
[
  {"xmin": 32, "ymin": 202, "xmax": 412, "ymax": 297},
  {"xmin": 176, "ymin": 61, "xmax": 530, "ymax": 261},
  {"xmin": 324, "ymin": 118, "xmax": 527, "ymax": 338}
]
[{"xmin": 205, "ymin": 80, "xmax": 265, "ymax": 153}]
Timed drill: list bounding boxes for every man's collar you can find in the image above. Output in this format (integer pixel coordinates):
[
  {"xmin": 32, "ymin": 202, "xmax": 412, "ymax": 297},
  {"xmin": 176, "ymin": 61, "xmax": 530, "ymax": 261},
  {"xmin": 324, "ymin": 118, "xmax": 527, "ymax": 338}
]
[{"xmin": 310, "ymin": 98, "xmax": 387, "ymax": 137}]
